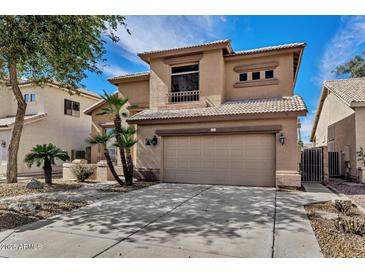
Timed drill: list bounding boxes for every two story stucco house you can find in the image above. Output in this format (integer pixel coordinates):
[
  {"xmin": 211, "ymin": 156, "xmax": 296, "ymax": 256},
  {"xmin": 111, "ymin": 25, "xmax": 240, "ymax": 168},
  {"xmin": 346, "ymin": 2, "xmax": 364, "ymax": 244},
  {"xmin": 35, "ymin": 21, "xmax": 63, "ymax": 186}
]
[
  {"xmin": 311, "ymin": 78, "xmax": 365, "ymax": 182},
  {"xmin": 0, "ymin": 81, "xmax": 101, "ymax": 176},
  {"xmin": 85, "ymin": 40, "xmax": 307, "ymax": 187}
]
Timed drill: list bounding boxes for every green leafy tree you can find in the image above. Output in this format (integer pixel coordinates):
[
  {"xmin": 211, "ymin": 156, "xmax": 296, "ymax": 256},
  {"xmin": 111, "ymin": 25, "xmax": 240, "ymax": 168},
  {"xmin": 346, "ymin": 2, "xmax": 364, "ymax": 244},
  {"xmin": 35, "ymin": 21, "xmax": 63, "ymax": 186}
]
[
  {"xmin": 24, "ymin": 143, "xmax": 70, "ymax": 185},
  {"xmin": 334, "ymin": 50, "xmax": 365, "ymax": 78},
  {"xmin": 0, "ymin": 15, "xmax": 128, "ymax": 183},
  {"xmin": 97, "ymin": 91, "xmax": 136, "ymax": 185},
  {"xmin": 86, "ymin": 132, "xmax": 124, "ymax": 186}
]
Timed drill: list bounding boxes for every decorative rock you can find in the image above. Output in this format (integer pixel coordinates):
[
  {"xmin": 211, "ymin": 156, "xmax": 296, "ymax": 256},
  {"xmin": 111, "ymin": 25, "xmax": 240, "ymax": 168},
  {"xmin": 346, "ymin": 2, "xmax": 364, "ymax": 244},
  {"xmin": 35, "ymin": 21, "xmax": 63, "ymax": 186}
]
[
  {"xmin": 72, "ymin": 159, "xmax": 88, "ymax": 164},
  {"xmin": 316, "ymin": 210, "xmax": 339, "ymax": 220},
  {"xmin": 8, "ymin": 201, "xmax": 42, "ymax": 212},
  {"xmin": 26, "ymin": 178, "xmax": 44, "ymax": 189}
]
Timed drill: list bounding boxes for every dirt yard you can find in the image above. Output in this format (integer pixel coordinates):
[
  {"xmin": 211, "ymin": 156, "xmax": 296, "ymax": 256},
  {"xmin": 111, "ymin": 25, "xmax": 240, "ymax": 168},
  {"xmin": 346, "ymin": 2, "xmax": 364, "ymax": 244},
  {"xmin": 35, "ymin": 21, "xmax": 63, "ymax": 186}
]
[{"xmin": 326, "ymin": 179, "xmax": 365, "ymax": 209}]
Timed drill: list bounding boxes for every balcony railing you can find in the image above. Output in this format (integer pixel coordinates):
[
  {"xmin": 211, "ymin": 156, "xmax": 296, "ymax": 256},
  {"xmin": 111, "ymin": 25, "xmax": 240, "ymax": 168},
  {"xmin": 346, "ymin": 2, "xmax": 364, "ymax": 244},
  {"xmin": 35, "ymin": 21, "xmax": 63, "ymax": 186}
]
[{"xmin": 168, "ymin": 90, "xmax": 200, "ymax": 103}]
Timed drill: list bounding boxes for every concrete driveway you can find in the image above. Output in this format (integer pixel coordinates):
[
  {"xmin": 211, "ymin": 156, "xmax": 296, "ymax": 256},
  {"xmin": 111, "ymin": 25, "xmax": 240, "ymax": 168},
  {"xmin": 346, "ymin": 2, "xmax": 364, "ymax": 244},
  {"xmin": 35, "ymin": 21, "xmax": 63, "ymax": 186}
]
[{"xmin": 0, "ymin": 183, "xmax": 331, "ymax": 258}]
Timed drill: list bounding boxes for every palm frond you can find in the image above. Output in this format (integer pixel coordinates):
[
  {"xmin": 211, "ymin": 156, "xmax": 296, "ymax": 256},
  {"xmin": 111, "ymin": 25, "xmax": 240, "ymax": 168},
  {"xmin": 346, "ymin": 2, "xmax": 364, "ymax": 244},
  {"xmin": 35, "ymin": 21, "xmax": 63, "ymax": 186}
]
[{"xmin": 86, "ymin": 131, "xmax": 113, "ymax": 145}]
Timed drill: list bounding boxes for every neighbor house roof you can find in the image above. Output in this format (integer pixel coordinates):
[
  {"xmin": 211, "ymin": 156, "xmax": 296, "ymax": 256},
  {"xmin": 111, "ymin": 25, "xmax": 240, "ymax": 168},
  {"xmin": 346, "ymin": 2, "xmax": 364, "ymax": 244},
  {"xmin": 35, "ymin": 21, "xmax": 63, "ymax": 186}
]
[
  {"xmin": 0, "ymin": 113, "xmax": 47, "ymax": 129},
  {"xmin": 83, "ymin": 91, "xmax": 119, "ymax": 115},
  {"xmin": 127, "ymin": 96, "xmax": 307, "ymax": 123},
  {"xmin": 5, "ymin": 80, "xmax": 101, "ymax": 100},
  {"xmin": 108, "ymin": 71, "xmax": 150, "ymax": 85},
  {"xmin": 310, "ymin": 78, "xmax": 365, "ymax": 141},
  {"xmin": 324, "ymin": 78, "xmax": 365, "ymax": 106}
]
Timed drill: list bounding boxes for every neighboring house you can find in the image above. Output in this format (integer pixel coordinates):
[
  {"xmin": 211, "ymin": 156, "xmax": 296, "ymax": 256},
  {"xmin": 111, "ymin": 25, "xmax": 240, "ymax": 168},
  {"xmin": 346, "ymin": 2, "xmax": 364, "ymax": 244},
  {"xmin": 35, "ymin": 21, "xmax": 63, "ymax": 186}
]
[
  {"xmin": 85, "ymin": 39, "xmax": 307, "ymax": 187},
  {"xmin": 311, "ymin": 78, "xmax": 365, "ymax": 181},
  {"xmin": 0, "ymin": 81, "xmax": 101, "ymax": 176}
]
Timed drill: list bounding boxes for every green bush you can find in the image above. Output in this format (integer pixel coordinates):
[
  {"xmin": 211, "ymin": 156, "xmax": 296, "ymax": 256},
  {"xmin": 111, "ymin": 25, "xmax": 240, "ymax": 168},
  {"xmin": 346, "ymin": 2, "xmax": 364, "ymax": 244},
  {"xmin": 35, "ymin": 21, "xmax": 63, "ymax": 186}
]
[{"xmin": 71, "ymin": 164, "xmax": 95, "ymax": 182}]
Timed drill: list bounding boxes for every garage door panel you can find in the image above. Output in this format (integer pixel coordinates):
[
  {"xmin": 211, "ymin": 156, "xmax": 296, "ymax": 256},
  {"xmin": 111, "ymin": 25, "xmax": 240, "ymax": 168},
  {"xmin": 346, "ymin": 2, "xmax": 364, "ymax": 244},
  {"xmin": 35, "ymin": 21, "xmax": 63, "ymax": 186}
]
[{"xmin": 163, "ymin": 134, "xmax": 275, "ymax": 186}]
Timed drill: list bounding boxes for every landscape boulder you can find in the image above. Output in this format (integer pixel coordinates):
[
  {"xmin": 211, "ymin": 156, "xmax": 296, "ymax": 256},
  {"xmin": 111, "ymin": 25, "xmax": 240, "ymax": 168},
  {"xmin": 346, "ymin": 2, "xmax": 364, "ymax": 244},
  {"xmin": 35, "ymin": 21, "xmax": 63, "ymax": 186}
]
[
  {"xmin": 26, "ymin": 178, "xmax": 44, "ymax": 189},
  {"xmin": 8, "ymin": 201, "xmax": 42, "ymax": 212}
]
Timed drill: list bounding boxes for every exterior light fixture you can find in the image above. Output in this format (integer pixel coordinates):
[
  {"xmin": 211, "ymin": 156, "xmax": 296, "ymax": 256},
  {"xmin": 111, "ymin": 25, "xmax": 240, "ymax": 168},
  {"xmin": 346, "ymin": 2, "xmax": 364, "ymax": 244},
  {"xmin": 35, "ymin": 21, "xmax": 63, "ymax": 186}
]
[
  {"xmin": 279, "ymin": 133, "xmax": 285, "ymax": 146},
  {"xmin": 1, "ymin": 140, "xmax": 5, "ymax": 148},
  {"xmin": 145, "ymin": 135, "xmax": 158, "ymax": 146}
]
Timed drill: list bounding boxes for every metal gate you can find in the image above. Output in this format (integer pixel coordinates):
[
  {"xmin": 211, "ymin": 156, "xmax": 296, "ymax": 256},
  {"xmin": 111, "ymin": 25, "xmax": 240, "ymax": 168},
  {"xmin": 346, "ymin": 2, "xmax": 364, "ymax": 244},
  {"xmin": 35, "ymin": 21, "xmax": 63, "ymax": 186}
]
[
  {"xmin": 328, "ymin": 151, "xmax": 341, "ymax": 177},
  {"xmin": 301, "ymin": 148, "xmax": 323, "ymax": 182}
]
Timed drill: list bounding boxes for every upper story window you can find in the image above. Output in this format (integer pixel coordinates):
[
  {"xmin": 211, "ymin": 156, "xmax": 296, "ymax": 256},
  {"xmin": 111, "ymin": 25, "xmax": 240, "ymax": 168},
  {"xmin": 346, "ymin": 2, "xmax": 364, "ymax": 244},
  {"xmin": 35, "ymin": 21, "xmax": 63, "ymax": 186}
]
[
  {"xmin": 265, "ymin": 70, "xmax": 274, "ymax": 79},
  {"xmin": 252, "ymin": 71, "xmax": 261, "ymax": 80},
  {"xmin": 171, "ymin": 64, "xmax": 199, "ymax": 93},
  {"xmin": 24, "ymin": 93, "xmax": 36, "ymax": 103},
  {"xmin": 64, "ymin": 99, "xmax": 80, "ymax": 117},
  {"xmin": 239, "ymin": 73, "xmax": 248, "ymax": 82}
]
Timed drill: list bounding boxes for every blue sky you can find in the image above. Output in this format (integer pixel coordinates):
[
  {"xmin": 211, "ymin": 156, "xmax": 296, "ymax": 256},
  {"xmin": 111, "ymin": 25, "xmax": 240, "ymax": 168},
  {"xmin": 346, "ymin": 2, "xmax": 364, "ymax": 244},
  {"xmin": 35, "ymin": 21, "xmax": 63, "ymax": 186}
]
[{"xmin": 81, "ymin": 16, "xmax": 365, "ymax": 142}]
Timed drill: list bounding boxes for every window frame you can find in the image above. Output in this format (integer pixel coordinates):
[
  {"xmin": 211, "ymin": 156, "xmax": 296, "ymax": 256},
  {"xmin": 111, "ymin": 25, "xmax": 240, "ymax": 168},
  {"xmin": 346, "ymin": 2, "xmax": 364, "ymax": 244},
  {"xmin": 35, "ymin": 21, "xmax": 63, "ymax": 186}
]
[
  {"xmin": 239, "ymin": 73, "xmax": 248, "ymax": 82},
  {"xmin": 265, "ymin": 70, "xmax": 274, "ymax": 79},
  {"xmin": 171, "ymin": 63, "xmax": 199, "ymax": 93},
  {"xmin": 64, "ymin": 99, "xmax": 80, "ymax": 117},
  {"xmin": 252, "ymin": 71, "xmax": 261, "ymax": 81}
]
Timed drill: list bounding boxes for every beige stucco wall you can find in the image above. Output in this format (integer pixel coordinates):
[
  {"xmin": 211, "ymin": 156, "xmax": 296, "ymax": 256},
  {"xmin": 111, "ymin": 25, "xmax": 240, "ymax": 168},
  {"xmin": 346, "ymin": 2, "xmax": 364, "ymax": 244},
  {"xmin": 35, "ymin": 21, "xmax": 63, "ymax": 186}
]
[
  {"xmin": 355, "ymin": 107, "xmax": 365, "ymax": 171},
  {"xmin": 0, "ymin": 84, "xmax": 11, "ymax": 117},
  {"xmin": 135, "ymin": 117, "xmax": 299, "ymax": 184},
  {"xmin": 0, "ymin": 84, "xmax": 99, "ymax": 175},
  {"xmin": 118, "ymin": 79, "xmax": 149, "ymax": 107},
  {"xmin": 224, "ymin": 53, "xmax": 294, "ymax": 101},
  {"xmin": 313, "ymin": 92, "xmax": 354, "ymax": 147}
]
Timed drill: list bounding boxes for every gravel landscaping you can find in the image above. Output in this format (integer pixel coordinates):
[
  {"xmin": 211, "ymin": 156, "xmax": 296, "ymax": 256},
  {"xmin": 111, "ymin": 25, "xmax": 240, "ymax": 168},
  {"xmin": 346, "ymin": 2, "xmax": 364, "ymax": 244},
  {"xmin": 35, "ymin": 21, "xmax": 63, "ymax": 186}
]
[
  {"xmin": 0, "ymin": 179, "xmax": 82, "ymax": 199},
  {"xmin": 97, "ymin": 181, "xmax": 158, "ymax": 193},
  {"xmin": 305, "ymin": 201, "xmax": 365, "ymax": 258},
  {"xmin": 326, "ymin": 179, "xmax": 365, "ymax": 209},
  {"xmin": 0, "ymin": 198, "xmax": 88, "ymax": 232}
]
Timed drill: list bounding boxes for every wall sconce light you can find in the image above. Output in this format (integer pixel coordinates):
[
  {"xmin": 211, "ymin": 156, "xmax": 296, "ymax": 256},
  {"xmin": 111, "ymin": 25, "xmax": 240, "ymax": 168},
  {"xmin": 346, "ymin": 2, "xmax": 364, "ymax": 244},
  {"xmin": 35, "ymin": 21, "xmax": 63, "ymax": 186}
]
[
  {"xmin": 145, "ymin": 135, "xmax": 158, "ymax": 146},
  {"xmin": 1, "ymin": 140, "xmax": 6, "ymax": 148},
  {"xmin": 279, "ymin": 133, "xmax": 285, "ymax": 146}
]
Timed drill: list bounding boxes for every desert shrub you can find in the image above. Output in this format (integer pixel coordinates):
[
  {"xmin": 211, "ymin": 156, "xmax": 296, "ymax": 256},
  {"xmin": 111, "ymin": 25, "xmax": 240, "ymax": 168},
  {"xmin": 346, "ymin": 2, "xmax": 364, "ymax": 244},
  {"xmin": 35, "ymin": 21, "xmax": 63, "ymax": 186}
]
[
  {"xmin": 335, "ymin": 216, "xmax": 365, "ymax": 236},
  {"xmin": 71, "ymin": 164, "xmax": 95, "ymax": 182},
  {"xmin": 334, "ymin": 200, "xmax": 353, "ymax": 215}
]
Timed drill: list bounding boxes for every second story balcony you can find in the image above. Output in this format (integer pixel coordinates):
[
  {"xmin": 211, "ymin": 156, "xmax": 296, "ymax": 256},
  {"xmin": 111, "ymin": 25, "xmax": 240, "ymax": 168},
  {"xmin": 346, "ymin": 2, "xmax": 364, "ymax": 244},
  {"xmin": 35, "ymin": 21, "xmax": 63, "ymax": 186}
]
[{"xmin": 168, "ymin": 90, "xmax": 200, "ymax": 104}]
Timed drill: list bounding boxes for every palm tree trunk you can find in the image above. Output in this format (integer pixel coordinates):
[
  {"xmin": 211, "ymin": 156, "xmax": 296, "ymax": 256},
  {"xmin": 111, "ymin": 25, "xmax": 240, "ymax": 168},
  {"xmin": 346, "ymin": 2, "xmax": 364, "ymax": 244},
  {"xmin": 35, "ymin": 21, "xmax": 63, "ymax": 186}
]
[
  {"xmin": 6, "ymin": 58, "xmax": 27, "ymax": 184},
  {"xmin": 43, "ymin": 160, "xmax": 53, "ymax": 185},
  {"xmin": 104, "ymin": 150, "xmax": 124, "ymax": 186},
  {"xmin": 125, "ymin": 149, "xmax": 134, "ymax": 185},
  {"xmin": 113, "ymin": 114, "xmax": 131, "ymax": 184}
]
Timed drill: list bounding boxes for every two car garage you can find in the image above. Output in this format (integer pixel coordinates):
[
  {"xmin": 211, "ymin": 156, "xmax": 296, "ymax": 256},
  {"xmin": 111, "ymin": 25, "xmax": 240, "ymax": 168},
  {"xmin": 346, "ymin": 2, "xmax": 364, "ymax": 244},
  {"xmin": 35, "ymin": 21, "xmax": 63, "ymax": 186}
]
[{"xmin": 162, "ymin": 134, "xmax": 276, "ymax": 187}]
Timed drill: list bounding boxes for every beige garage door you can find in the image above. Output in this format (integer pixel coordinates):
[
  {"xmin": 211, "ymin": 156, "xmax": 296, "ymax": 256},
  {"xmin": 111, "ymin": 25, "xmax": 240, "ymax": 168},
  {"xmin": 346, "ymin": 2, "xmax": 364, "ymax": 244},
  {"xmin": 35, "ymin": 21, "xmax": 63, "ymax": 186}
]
[{"xmin": 163, "ymin": 134, "xmax": 275, "ymax": 187}]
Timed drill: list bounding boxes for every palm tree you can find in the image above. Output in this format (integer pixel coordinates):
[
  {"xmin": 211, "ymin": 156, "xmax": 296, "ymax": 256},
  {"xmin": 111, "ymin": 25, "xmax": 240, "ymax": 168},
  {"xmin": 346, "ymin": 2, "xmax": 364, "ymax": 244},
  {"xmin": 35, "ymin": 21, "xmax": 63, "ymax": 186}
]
[
  {"xmin": 24, "ymin": 143, "xmax": 70, "ymax": 185},
  {"xmin": 86, "ymin": 131, "xmax": 124, "ymax": 186},
  {"xmin": 114, "ymin": 126, "xmax": 137, "ymax": 185},
  {"xmin": 97, "ymin": 91, "xmax": 135, "ymax": 185}
]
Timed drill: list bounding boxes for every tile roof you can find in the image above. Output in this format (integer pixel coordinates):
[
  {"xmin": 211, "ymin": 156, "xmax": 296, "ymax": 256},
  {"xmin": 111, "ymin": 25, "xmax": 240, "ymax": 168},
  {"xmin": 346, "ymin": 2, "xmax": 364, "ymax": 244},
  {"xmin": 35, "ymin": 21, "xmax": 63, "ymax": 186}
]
[
  {"xmin": 138, "ymin": 39, "xmax": 232, "ymax": 56},
  {"xmin": 108, "ymin": 71, "xmax": 150, "ymax": 82},
  {"xmin": 324, "ymin": 78, "xmax": 365, "ymax": 106},
  {"xmin": 225, "ymin": 42, "xmax": 306, "ymax": 57},
  {"xmin": 127, "ymin": 96, "xmax": 307, "ymax": 122},
  {"xmin": 0, "ymin": 113, "xmax": 46, "ymax": 128}
]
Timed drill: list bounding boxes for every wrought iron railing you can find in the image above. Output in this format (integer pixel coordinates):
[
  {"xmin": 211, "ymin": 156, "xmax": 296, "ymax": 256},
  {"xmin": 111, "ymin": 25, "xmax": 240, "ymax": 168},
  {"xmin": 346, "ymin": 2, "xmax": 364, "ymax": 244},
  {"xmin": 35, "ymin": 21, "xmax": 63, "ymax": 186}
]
[{"xmin": 168, "ymin": 90, "xmax": 200, "ymax": 103}]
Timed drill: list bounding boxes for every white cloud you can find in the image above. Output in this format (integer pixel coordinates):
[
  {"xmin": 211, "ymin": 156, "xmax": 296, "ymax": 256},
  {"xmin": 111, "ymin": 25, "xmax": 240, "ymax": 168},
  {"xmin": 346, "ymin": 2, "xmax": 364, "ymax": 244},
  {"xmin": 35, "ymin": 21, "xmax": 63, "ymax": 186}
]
[
  {"xmin": 114, "ymin": 16, "xmax": 229, "ymax": 64},
  {"xmin": 317, "ymin": 16, "xmax": 365, "ymax": 84},
  {"xmin": 101, "ymin": 64, "xmax": 129, "ymax": 77}
]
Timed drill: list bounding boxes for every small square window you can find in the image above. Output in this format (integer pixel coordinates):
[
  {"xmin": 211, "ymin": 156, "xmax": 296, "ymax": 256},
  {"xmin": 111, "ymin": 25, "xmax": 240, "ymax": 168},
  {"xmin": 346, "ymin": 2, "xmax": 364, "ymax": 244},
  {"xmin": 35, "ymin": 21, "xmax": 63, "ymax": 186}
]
[
  {"xmin": 252, "ymin": 71, "xmax": 260, "ymax": 80},
  {"xmin": 265, "ymin": 70, "xmax": 274, "ymax": 79},
  {"xmin": 24, "ymin": 94, "xmax": 29, "ymax": 102},
  {"xmin": 239, "ymin": 73, "xmax": 248, "ymax": 81}
]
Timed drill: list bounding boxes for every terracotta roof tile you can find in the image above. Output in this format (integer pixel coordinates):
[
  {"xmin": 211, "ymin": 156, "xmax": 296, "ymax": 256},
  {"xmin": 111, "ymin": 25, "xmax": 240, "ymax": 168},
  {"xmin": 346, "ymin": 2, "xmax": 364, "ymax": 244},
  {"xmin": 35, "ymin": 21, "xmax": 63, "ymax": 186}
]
[
  {"xmin": 225, "ymin": 42, "xmax": 306, "ymax": 57},
  {"xmin": 324, "ymin": 78, "xmax": 365, "ymax": 106},
  {"xmin": 127, "ymin": 96, "xmax": 307, "ymax": 122}
]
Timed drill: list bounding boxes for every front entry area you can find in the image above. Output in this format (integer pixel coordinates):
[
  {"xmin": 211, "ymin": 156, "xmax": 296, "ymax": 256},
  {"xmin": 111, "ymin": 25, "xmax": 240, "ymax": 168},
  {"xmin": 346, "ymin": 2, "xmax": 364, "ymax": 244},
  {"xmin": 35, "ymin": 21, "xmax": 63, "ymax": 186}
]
[{"xmin": 163, "ymin": 134, "xmax": 276, "ymax": 187}]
